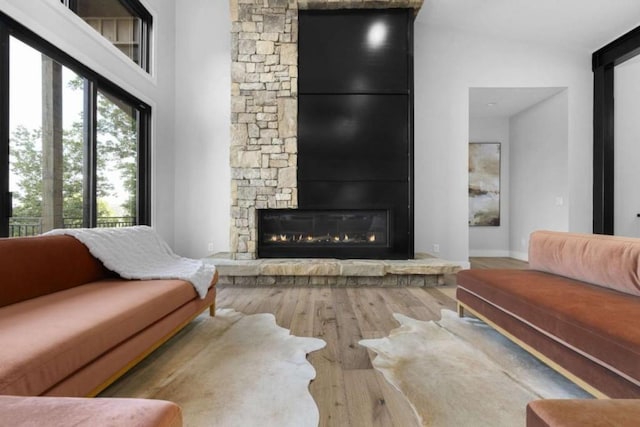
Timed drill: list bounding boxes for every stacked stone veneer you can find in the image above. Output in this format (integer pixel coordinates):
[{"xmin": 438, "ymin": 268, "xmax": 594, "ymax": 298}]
[
  {"xmin": 229, "ymin": 0, "xmax": 298, "ymax": 260},
  {"xmin": 229, "ymin": 0, "xmax": 423, "ymax": 260}
]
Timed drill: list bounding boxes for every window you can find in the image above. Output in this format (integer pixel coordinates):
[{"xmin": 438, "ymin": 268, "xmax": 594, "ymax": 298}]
[
  {"xmin": 62, "ymin": 0, "xmax": 152, "ymax": 71},
  {"xmin": 95, "ymin": 89, "xmax": 141, "ymax": 228},
  {"xmin": 8, "ymin": 37, "xmax": 87, "ymax": 235},
  {"xmin": 0, "ymin": 13, "xmax": 150, "ymax": 237}
]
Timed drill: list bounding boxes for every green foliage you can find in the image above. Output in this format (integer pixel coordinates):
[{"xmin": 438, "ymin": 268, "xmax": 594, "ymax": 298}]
[
  {"xmin": 10, "ymin": 126, "xmax": 42, "ymax": 218},
  {"xmin": 62, "ymin": 120, "xmax": 85, "ymax": 219},
  {"xmin": 96, "ymin": 93, "xmax": 137, "ymax": 216},
  {"xmin": 10, "ymin": 82, "xmax": 138, "ymax": 223}
]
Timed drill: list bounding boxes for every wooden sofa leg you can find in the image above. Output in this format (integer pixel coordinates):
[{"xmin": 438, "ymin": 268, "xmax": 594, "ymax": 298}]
[
  {"xmin": 209, "ymin": 302, "xmax": 216, "ymax": 317},
  {"xmin": 457, "ymin": 303, "xmax": 465, "ymax": 317}
]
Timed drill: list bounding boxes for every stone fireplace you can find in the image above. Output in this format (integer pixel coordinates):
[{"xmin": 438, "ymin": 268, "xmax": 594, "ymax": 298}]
[{"xmin": 229, "ymin": 0, "xmax": 423, "ymax": 260}]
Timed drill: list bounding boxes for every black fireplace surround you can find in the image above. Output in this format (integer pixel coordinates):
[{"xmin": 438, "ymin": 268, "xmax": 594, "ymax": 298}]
[{"xmin": 258, "ymin": 9, "xmax": 414, "ymax": 259}]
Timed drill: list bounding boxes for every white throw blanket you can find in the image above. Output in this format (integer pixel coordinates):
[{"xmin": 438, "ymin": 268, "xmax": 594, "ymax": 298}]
[{"xmin": 46, "ymin": 226, "xmax": 215, "ymax": 299}]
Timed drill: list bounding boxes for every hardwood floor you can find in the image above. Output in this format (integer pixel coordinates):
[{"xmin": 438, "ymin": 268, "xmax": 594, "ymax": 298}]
[
  {"xmin": 213, "ymin": 257, "xmax": 523, "ymax": 426},
  {"xmin": 470, "ymin": 256, "xmax": 528, "ymax": 270},
  {"xmin": 217, "ymin": 286, "xmax": 457, "ymax": 426}
]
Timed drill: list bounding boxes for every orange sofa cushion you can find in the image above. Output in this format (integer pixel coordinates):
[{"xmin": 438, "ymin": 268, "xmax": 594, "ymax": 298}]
[
  {"xmin": 0, "ymin": 279, "xmax": 199, "ymax": 396},
  {"xmin": 0, "ymin": 395, "xmax": 182, "ymax": 427},
  {"xmin": 0, "ymin": 235, "xmax": 113, "ymax": 308},
  {"xmin": 529, "ymin": 230, "xmax": 640, "ymax": 297}
]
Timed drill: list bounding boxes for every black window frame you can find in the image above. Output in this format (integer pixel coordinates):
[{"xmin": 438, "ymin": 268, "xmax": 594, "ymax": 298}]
[
  {"xmin": 0, "ymin": 12, "xmax": 151, "ymax": 237},
  {"xmin": 62, "ymin": 0, "xmax": 152, "ymax": 72},
  {"xmin": 592, "ymin": 25, "xmax": 640, "ymax": 234}
]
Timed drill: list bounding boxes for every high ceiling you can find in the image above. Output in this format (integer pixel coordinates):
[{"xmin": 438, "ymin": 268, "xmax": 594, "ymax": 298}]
[{"xmin": 416, "ymin": 0, "xmax": 640, "ymax": 52}]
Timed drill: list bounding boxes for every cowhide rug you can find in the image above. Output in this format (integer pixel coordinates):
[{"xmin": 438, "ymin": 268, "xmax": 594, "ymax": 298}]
[
  {"xmin": 360, "ymin": 309, "xmax": 590, "ymax": 427},
  {"xmin": 101, "ymin": 309, "xmax": 326, "ymax": 427}
]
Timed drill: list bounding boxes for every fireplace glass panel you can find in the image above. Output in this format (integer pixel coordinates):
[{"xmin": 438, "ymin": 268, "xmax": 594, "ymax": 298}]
[{"xmin": 259, "ymin": 210, "xmax": 388, "ymax": 248}]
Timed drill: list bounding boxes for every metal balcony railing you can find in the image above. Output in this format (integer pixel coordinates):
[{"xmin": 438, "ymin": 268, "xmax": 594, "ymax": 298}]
[
  {"xmin": 8, "ymin": 217, "xmax": 43, "ymax": 237},
  {"xmin": 8, "ymin": 217, "xmax": 136, "ymax": 237}
]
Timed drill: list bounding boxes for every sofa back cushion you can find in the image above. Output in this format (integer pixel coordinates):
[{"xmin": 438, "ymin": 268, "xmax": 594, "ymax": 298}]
[
  {"xmin": 529, "ymin": 230, "xmax": 640, "ymax": 297},
  {"xmin": 0, "ymin": 235, "xmax": 113, "ymax": 308}
]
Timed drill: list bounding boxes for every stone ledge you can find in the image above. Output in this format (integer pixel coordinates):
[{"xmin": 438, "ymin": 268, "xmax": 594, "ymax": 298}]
[
  {"xmin": 205, "ymin": 252, "xmax": 461, "ymax": 279},
  {"xmin": 217, "ymin": 273, "xmax": 442, "ymax": 287},
  {"xmin": 383, "ymin": 259, "xmax": 461, "ymax": 275},
  {"xmin": 340, "ymin": 260, "xmax": 386, "ymax": 276},
  {"xmin": 260, "ymin": 259, "xmax": 341, "ymax": 276}
]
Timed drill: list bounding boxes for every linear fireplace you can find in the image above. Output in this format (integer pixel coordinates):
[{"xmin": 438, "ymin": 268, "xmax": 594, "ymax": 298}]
[{"xmin": 258, "ymin": 209, "xmax": 390, "ymax": 258}]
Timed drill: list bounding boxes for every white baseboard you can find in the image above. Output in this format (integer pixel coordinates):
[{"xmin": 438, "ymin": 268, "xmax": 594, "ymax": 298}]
[
  {"xmin": 469, "ymin": 250, "xmax": 511, "ymax": 257},
  {"xmin": 509, "ymin": 251, "xmax": 528, "ymax": 262}
]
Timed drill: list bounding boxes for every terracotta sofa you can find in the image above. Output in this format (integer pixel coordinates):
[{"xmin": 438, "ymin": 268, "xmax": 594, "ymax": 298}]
[
  {"xmin": 456, "ymin": 230, "xmax": 640, "ymax": 398},
  {"xmin": 0, "ymin": 234, "xmax": 217, "ymax": 397}
]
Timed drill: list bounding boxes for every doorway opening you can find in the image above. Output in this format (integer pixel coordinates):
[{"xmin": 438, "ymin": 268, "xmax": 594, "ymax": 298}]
[{"xmin": 468, "ymin": 87, "xmax": 569, "ymax": 261}]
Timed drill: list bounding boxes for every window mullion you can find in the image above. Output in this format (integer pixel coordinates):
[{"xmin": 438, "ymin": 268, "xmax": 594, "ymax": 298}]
[
  {"xmin": 140, "ymin": 17, "xmax": 151, "ymax": 73},
  {"xmin": 82, "ymin": 79, "xmax": 98, "ymax": 228},
  {"xmin": 0, "ymin": 21, "xmax": 9, "ymax": 236},
  {"xmin": 137, "ymin": 108, "xmax": 150, "ymax": 225}
]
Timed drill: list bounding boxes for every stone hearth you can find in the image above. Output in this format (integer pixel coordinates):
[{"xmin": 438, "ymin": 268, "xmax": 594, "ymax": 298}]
[
  {"xmin": 205, "ymin": 253, "xmax": 459, "ymax": 287},
  {"xmin": 229, "ymin": 0, "xmax": 424, "ymax": 260}
]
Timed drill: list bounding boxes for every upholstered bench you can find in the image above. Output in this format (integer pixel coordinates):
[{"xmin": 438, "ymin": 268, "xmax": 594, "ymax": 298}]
[{"xmin": 0, "ymin": 395, "xmax": 183, "ymax": 427}]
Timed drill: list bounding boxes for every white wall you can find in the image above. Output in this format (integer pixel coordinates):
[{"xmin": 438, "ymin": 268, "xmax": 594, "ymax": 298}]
[
  {"xmin": 614, "ymin": 54, "xmax": 640, "ymax": 237},
  {"xmin": 468, "ymin": 117, "xmax": 510, "ymax": 256},
  {"xmin": 413, "ymin": 23, "xmax": 593, "ymax": 264},
  {"xmin": 0, "ymin": 0, "xmax": 178, "ymax": 247},
  {"xmin": 173, "ymin": 1, "xmax": 231, "ymax": 258},
  {"xmin": 509, "ymin": 91, "xmax": 569, "ymax": 259}
]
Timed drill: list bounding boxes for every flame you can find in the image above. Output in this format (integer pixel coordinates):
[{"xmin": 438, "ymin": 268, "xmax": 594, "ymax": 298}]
[{"xmin": 268, "ymin": 232, "xmax": 379, "ymax": 244}]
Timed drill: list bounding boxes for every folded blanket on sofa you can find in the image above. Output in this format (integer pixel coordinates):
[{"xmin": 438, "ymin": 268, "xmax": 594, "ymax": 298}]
[{"xmin": 46, "ymin": 226, "xmax": 215, "ymax": 299}]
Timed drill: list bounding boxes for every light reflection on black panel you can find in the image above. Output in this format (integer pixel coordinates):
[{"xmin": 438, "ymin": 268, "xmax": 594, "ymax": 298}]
[{"xmin": 299, "ymin": 10, "xmax": 408, "ymax": 94}]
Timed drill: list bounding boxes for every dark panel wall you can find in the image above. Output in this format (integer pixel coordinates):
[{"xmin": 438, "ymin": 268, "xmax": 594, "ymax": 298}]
[
  {"xmin": 299, "ymin": 10, "xmax": 408, "ymax": 93},
  {"xmin": 298, "ymin": 94, "xmax": 408, "ymax": 181},
  {"xmin": 297, "ymin": 9, "xmax": 414, "ymax": 259}
]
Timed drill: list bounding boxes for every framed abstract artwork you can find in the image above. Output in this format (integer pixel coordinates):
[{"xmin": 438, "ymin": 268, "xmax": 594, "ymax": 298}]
[{"xmin": 469, "ymin": 142, "xmax": 501, "ymax": 226}]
